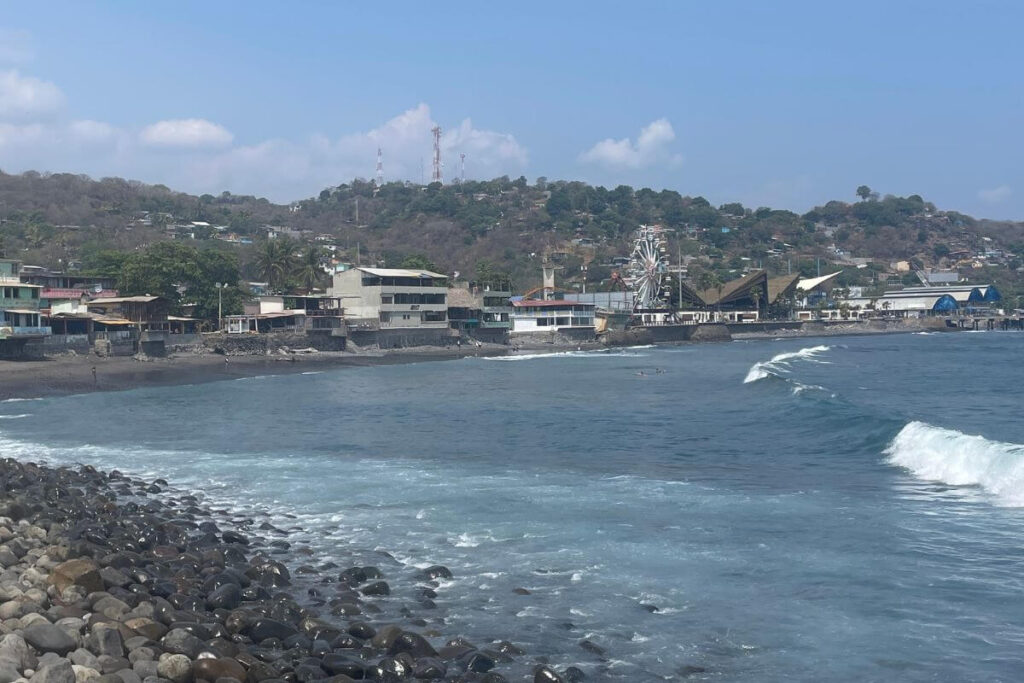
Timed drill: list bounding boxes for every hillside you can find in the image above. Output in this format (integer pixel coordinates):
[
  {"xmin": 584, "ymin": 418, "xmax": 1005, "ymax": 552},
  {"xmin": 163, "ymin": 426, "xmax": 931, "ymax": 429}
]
[{"xmin": 1, "ymin": 170, "xmax": 1022, "ymax": 304}]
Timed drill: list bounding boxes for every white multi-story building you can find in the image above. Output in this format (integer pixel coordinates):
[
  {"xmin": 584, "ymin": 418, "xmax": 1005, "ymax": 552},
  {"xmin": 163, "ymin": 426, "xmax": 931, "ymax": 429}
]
[
  {"xmin": 510, "ymin": 299, "xmax": 595, "ymax": 334},
  {"xmin": 330, "ymin": 267, "xmax": 448, "ymax": 329}
]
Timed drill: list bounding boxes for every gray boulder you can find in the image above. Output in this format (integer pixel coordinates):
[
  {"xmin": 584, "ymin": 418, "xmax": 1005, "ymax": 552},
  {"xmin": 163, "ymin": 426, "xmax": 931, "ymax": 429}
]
[
  {"xmin": 28, "ymin": 660, "xmax": 75, "ymax": 683},
  {"xmin": 22, "ymin": 625, "xmax": 76, "ymax": 657},
  {"xmin": 155, "ymin": 655, "xmax": 190, "ymax": 683}
]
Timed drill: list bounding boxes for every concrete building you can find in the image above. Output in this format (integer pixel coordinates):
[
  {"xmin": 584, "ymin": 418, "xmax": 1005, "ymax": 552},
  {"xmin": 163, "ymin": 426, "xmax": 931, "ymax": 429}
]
[
  {"xmin": 330, "ymin": 267, "xmax": 448, "ymax": 329},
  {"xmin": 842, "ymin": 285, "xmax": 1002, "ymax": 317},
  {"xmin": 227, "ymin": 294, "xmax": 345, "ymax": 337},
  {"xmin": 447, "ymin": 283, "xmax": 512, "ymax": 342},
  {"xmin": 510, "ymin": 299, "xmax": 595, "ymax": 334},
  {"xmin": 0, "ymin": 259, "xmax": 47, "ymax": 339}
]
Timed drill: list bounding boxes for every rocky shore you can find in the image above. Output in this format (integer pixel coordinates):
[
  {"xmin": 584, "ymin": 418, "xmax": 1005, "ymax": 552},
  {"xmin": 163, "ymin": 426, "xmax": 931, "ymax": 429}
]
[{"xmin": 0, "ymin": 459, "xmax": 582, "ymax": 683}]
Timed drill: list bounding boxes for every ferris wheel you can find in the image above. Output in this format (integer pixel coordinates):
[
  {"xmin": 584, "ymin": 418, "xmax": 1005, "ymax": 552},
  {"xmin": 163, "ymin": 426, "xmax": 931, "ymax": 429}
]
[{"xmin": 626, "ymin": 225, "xmax": 672, "ymax": 310}]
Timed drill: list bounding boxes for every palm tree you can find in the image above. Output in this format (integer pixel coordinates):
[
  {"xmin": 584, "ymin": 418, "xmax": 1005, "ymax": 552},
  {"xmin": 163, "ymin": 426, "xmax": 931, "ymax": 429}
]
[
  {"xmin": 294, "ymin": 246, "xmax": 325, "ymax": 292},
  {"xmin": 749, "ymin": 285, "xmax": 762, "ymax": 320},
  {"xmin": 254, "ymin": 237, "xmax": 297, "ymax": 291}
]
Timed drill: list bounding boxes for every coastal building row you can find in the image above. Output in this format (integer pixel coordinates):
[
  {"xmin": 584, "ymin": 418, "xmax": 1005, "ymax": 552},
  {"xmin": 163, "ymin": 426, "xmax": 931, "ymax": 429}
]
[{"xmin": 0, "ymin": 255, "xmax": 1010, "ymax": 359}]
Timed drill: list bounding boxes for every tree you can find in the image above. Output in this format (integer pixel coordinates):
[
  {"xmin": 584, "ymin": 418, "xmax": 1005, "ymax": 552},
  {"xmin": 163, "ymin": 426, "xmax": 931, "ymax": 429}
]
[
  {"xmin": 294, "ymin": 246, "xmax": 326, "ymax": 291},
  {"xmin": 749, "ymin": 285, "xmax": 763, "ymax": 319},
  {"xmin": 400, "ymin": 254, "xmax": 439, "ymax": 272},
  {"xmin": 856, "ymin": 185, "xmax": 872, "ymax": 202},
  {"xmin": 254, "ymin": 237, "xmax": 298, "ymax": 290},
  {"xmin": 117, "ymin": 242, "xmax": 242, "ymax": 320}
]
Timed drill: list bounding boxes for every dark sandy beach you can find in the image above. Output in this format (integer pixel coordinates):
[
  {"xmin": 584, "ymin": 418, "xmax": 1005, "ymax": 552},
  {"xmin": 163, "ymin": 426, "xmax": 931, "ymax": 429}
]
[{"xmin": 0, "ymin": 347, "xmax": 512, "ymax": 402}]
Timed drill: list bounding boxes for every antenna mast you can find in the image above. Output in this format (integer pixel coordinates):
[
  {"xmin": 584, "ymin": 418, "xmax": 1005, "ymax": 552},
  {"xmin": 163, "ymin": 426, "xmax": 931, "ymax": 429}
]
[
  {"xmin": 375, "ymin": 147, "xmax": 384, "ymax": 187},
  {"xmin": 460, "ymin": 153, "xmax": 466, "ymax": 183},
  {"xmin": 431, "ymin": 126, "xmax": 442, "ymax": 184}
]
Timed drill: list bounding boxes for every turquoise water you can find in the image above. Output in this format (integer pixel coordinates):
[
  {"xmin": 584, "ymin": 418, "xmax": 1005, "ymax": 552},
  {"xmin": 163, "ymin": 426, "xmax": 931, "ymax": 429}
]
[{"xmin": 2, "ymin": 332, "xmax": 1024, "ymax": 681}]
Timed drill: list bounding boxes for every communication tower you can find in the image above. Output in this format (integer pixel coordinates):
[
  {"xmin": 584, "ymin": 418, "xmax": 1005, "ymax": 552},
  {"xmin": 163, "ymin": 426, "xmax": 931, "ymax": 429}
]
[
  {"xmin": 431, "ymin": 126, "xmax": 442, "ymax": 183},
  {"xmin": 375, "ymin": 147, "xmax": 384, "ymax": 187},
  {"xmin": 460, "ymin": 153, "xmax": 466, "ymax": 183}
]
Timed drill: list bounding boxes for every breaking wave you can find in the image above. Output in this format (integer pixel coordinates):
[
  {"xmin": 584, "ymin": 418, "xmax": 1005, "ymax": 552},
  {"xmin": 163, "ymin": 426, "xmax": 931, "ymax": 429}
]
[
  {"xmin": 743, "ymin": 345, "xmax": 831, "ymax": 383},
  {"xmin": 885, "ymin": 421, "xmax": 1024, "ymax": 507},
  {"xmin": 485, "ymin": 348, "xmax": 649, "ymax": 362}
]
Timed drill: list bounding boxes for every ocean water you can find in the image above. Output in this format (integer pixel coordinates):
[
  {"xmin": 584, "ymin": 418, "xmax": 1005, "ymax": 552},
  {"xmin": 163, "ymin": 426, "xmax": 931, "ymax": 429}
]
[{"xmin": 3, "ymin": 332, "xmax": 1024, "ymax": 681}]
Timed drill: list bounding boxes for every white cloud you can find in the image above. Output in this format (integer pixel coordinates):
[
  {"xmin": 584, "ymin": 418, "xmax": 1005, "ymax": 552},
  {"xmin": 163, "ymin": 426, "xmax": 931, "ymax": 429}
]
[
  {"xmin": 69, "ymin": 119, "xmax": 117, "ymax": 144},
  {"xmin": 0, "ymin": 29, "xmax": 34, "ymax": 64},
  {"xmin": 580, "ymin": 118, "xmax": 680, "ymax": 169},
  {"xmin": 978, "ymin": 185, "xmax": 1011, "ymax": 203},
  {"xmin": 0, "ymin": 69, "xmax": 64, "ymax": 119},
  {"xmin": 176, "ymin": 104, "xmax": 528, "ymax": 197},
  {"xmin": 0, "ymin": 63, "xmax": 527, "ymax": 201},
  {"xmin": 139, "ymin": 118, "xmax": 234, "ymax": 148}
]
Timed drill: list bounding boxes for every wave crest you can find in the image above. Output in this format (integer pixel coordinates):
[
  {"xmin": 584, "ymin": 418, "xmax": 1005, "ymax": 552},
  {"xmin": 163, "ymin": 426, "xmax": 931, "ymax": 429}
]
[
  {"xmin": 885, "ymin": 421, "xmax": 1024, "ymax": 506},
  {"xmin": 743, "ymin": 345, "xmax": 831, "ymax": 384}
]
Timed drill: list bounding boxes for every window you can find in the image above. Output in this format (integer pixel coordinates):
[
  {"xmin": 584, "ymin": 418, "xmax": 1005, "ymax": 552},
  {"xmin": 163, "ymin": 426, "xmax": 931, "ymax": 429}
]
[
  {"xmin": 555, "ymin": 317, "xmax": 570, "ymax": 326},
  {"xmin": 379, "ymin": 312, "xmax": 391, "ymax": 322},
  {"xmin": 381, "ymin": 296, "xmax": 393, "ymax": 304},
  {"xmin": 536, "ymin": 318, "xmax": 549, "ymax": 326}
]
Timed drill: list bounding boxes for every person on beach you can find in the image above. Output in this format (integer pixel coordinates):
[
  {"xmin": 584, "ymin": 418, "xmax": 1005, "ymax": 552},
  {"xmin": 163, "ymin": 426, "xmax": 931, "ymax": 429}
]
[{"xmin": 91, "ymin": 366, "xmax": 97, "ymax": 385}]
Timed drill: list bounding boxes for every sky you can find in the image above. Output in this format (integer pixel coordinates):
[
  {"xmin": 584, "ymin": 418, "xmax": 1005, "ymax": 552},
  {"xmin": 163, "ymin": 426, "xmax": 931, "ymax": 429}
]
[{"xmin": 1, "ymin": 1, "xmax": 1023, "ymax": 219}]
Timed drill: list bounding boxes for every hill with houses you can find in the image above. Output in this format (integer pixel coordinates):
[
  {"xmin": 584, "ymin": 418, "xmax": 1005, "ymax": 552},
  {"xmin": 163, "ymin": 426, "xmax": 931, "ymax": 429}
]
[{"xmin": 0, "ymin": 170, "xmax": 1022, "ymax": 305}]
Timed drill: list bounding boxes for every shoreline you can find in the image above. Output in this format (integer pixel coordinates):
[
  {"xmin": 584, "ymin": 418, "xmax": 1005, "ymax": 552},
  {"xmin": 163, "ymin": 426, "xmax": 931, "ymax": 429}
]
[
  {"xmin": 0, "ymin": 457, "xmax": 544, "ymax": 682},
  {"xmin": 0, "ymin": 322, "xmax": 990, "ymax": 401}
]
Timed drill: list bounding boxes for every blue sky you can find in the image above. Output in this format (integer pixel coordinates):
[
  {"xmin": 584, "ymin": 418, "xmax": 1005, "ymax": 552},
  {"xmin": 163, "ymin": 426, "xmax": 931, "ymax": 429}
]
[{"xmin": 1, "ymin": 1, "xmax": 1022, "ymax": 219}]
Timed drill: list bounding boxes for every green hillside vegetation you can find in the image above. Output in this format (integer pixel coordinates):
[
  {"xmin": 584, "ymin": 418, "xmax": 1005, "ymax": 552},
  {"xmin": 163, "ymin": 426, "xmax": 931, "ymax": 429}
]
[{"xmin": 1, "ymin": 171, "xmax": 1022, "ymax": 310}]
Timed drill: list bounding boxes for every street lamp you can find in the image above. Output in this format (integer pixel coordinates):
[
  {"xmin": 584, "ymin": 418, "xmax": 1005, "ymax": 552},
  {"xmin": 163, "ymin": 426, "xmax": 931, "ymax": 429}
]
[{"xmin": 215, "ymin": 282, "xmax": 226, "ymax": 331}]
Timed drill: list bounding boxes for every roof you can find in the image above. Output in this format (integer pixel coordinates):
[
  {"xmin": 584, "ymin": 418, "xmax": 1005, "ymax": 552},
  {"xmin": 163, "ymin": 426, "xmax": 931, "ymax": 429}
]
[
  {"xmin": 40, "ymin": 288, "xmax": 90, "ymax": 299},
  {"xmin": 512, "ymin": 299, "xmax": 595, "ymax": 309},
  {"xmin": 356, "ymin": 267, "xmax": 447, "ymax": 279},
  {"xmin": 0, "ymin": 281, "xmax": 43, "ymax": 288},
  {"xmin": 86, "ymin": 296, "xmax": 163, "ymax": 304},
  {"xmin": 167, "ymin": 315, "xmax": 202, "ymax": 322},
  {"xmin": 226, "ymin": 311, "xmax": 304, "ymax": 320},
  {"xmin": 699, "ymin": 270, "xmax": 768, "ymax": 306},
  {"xmin": 797, "ymin": 271, "xmax": 842, "ymax": 291},
  {"xmin": 1, "ymin": 308, "xmax": 41, "ymax": 315},
  {"xmin": 767, "ymin": 273, "xmax": 800, "ymax": 304},
  {"xmin": 446, "ymin": 287, "xmax": 478, "ymax": 308}
]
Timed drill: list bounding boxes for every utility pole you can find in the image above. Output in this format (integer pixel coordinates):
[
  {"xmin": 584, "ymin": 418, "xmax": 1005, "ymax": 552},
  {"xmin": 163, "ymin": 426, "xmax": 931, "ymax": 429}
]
[
  {"xmin": 460, "ymin": 153, "xmax": 466, "ymax": 183},
  {"xmin": 215, "ymin": 282, "xmax": 225, "ymax": 332},
  {"xmin": 677, "ymin": 241, "xmax": 683, "ymax": 311},
  {"xmin": 355, "ymin": 197, "xmax": 359, "ymax": 224}
]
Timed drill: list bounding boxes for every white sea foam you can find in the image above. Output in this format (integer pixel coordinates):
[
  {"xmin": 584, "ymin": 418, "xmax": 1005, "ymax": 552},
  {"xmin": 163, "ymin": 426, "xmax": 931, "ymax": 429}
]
[
  {"xmin": 0, "ymin": 414, "xmax": 29, "ymax": 420},
  {"xmin": 743, "ymin": 345, "xmax": 831, "ymax": 383},
  {"xmin": 1, "ymin": 398, "xmax": 41, "ymax": 403},
  {"xmin": 885, "ymin": 421, "xmax": 1024, "ymax": 507},
  {"xmin": 484, "ymin": 349, "xmax": 648, "ymax": 362}
]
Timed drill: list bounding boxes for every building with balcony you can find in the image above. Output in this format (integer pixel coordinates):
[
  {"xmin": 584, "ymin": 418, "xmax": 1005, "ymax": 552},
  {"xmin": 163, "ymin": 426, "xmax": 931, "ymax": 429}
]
[
  {"xmin": 447, "ymin": 283, "xmax": 512, "ymax": 342},
  {"xmin": 1, "ymin": 258, "xmax": 49, "ymax": 357},
  {"xmin": 227, "ymin": 294, "xmax": 345, "ymax": 337},
  {"xmin": 510, "ymin": 298, "xmax": 595, "ymax": 334},
  {"xmin": 330, "ymin": 267, "xmax": 448, "ymax": 329}
]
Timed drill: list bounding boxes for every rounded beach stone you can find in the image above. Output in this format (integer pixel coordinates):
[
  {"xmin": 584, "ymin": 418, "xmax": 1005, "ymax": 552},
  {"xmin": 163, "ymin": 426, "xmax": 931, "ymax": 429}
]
[
  {"xmin": 71, "ymin": 665, "xmax": 101, "ymax": 683},
  {"xmin": 0, "ymin": 633, "xmax": 37, "ymax": 670},
  {"xmin": 28, "ymin": 660, "xmax": 75, "ymax": 683},
  {"xmin": 359, "ymin": 581, "xmax": 389, "ymax": 597},
  {"xmin": 159, "ymin": 631, "xmax": 202, "ymax": 659},
  {"xmin": 22, "ymin": 624, "xmax": 76, "ymax": 656},
  {"xmin": 191, "ymin": 658, "xmax": 245, "ymax": 683},
  {"xmin": 155, "ymin": 655, "xmax": 191, "ymax": 683},
  {"xmin": 49, "ymin": 561, "xmax": 104, "ymax": 596}
]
